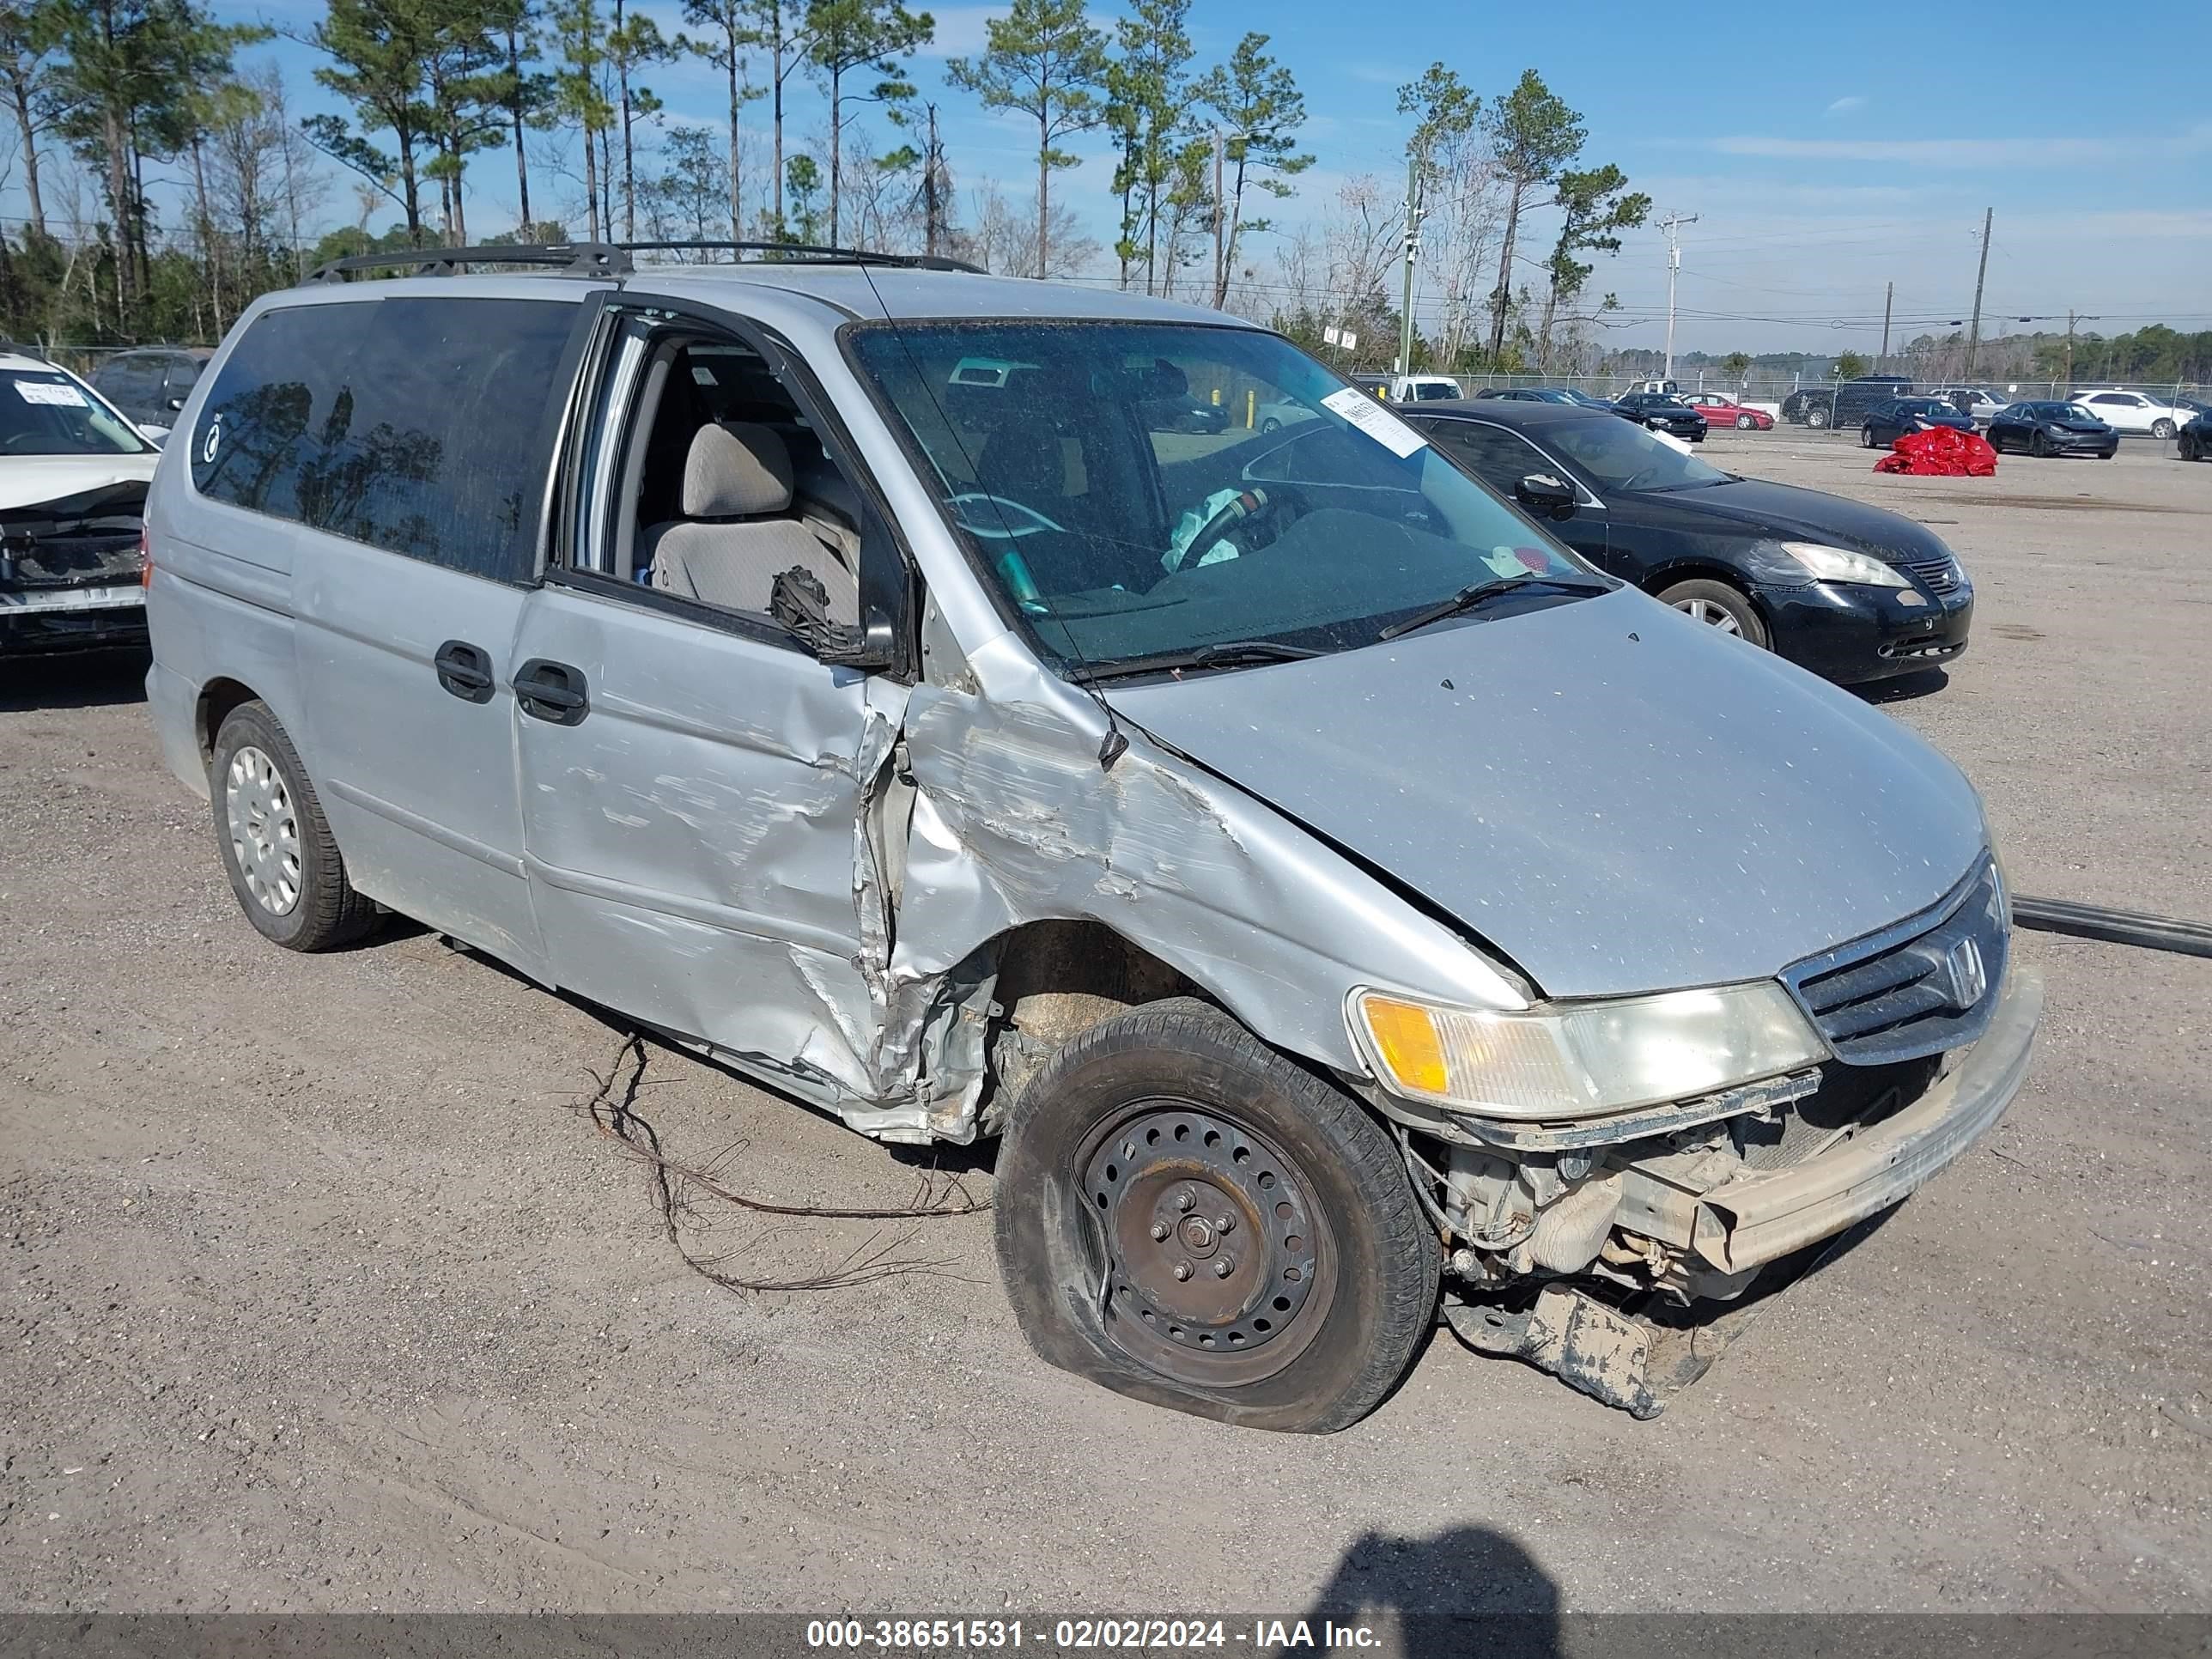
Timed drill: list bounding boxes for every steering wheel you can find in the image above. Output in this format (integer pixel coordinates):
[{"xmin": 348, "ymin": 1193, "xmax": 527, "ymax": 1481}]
[
  {"xmin": 948, "ymin": 490, "xmax": 1067, "ymax": 539},
  {"xmin": 1177, "ymin": 487, "xmax": 1303, "ymax": 570}
]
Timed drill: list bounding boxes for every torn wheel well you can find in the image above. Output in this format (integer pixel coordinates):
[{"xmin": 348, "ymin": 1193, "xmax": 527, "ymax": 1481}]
[
  {"xmin": 195, "ymin": 677, "xmax": 259, "ymax": 761},
  {"xmin": 978, "ymin": 920, "xmax": 1205, "ymax": 1131}
]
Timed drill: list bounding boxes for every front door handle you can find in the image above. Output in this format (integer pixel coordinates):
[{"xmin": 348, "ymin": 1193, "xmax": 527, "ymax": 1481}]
[
  {"xmin": 434, "ymin": 639, "xmax": 495, "ymax": 703},
  {"xmin": 514, "ymin": 658, "xmax": 589, "ymax": 725}
]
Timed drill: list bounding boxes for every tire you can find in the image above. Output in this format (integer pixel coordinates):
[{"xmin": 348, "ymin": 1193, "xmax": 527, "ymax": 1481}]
[
  {"xmin": 2150, "ymin": 418, "xmax": 2176, "ymax": 440},
  {"xmin": 210, "ymin": 701, "xmax": 380, "ymax": 952},
  {"xmin": 2180, "ymin": 434, "xmax": 2200, "ymax": 462},
  {"xmin": 2032, "ymin": 431, "xmax": 2053, "ymax": 459},
  {"xmin": 1987, "ymin": 431, "xmax": 2008, "ymax": 455},
  {"xmin": 1861, "ymin": 424, "xmax": 1877, "ymax": 449},
  {"xmin": 1260, "ymin": 416, "xmax": 1282, "ymax": 434},
  {"xmin": 1736, "ymin": 413, "xmax": 1756, "ymax": 429},
  {"xmin": 994, "ymin": 998, "xmax": 1440, "ymax": 1434},
  {"xmin": 1657, "ymin": 578, "xmax": 1771, "ymax": 649},
  {"xmin": 1806, "ymin": 405, "xmax": 1830, "ymax": 429}
]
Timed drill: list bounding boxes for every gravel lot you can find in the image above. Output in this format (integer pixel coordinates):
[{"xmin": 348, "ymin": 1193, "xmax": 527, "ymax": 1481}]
[{"xmin": 3, "ymin": 432, "xmax": 2207, "ymax": 1618}]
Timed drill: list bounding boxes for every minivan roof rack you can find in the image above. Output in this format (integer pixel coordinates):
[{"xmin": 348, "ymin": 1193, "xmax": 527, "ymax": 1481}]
[
  {"xmin": 301, "ymin": 242, "xmax": 632, "ymax": 284},
  {"xmin": 618, "ymin": 240, "xmax": 988, "ymax": 275}
]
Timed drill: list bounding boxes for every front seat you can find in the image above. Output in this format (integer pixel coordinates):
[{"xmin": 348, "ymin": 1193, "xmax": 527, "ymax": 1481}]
[{"xmin": 644, "ymin": 422, "xmax": 857, "ymax": 624}]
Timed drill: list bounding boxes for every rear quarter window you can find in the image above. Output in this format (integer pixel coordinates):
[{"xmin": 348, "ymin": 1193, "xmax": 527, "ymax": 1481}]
[{"xmin": 189, "ymin": 295, "xmax": 583, "ymax": 581}]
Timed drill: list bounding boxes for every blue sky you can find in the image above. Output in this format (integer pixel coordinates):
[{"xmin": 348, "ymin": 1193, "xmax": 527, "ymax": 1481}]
[{"xmin": 11, "ymin": 0, "xmax": 2208, "ymax": 353}]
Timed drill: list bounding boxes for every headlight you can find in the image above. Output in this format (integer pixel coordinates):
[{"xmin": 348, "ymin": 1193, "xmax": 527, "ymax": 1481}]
[
  {"xmin": 1746, "ymin": 540, "xmax": 1911, "ymax": 589},
  {"xmin": 1350, "ymin": 981, "xmax": 1828, "ymax": 1120}
]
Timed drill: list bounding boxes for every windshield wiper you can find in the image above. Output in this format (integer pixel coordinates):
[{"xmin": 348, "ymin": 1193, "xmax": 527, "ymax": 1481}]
[
  {"xmin": 1071, "ymin": 639, "xmax": 1323, "ymax": 684},
  {"xmin": 1376, "ymin": 575, "xmax": 1610, "ymax": 641}
]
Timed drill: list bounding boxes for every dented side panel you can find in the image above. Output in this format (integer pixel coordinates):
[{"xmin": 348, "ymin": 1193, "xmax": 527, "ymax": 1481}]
[
  {"xmin": 510, "ymin": 583, "xmax": 906, "ymax": 1109},
  {"xmin": 884, "ymin": 633, "xmax": 1531, "ymax": 1125}
]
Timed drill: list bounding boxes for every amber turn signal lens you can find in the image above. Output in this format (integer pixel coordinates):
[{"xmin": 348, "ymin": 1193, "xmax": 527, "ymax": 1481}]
[{"xmin": 1361, "ymin": 996, "xmax": 1448, "ymax": 1096}]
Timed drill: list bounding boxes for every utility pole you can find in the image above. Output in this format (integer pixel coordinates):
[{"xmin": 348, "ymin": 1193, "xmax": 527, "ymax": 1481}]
[
  {"xmin": 1964, "ymin": 207, "xmax": 1992, "ymax": 375},
  {"xmin": 2062, "ymin": 310, "xmax": 2102, "ymax": 395},
  {"xmin": 1212, "ymin": 128, "xmax": 1226, "ymax": 311},
  {"xmin": 1881, "ymin": 281, "xmax": 1893, "ymax": 364},
  {"xmin": 1397, "ymin": 151, "xmax": 1425, "ymax": 377},
  {"xmin": 1660, "ymin": 210, "xmax": 1698, "ymax": 382}
]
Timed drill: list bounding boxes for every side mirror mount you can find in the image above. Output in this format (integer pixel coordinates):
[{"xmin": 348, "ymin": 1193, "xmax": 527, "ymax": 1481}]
[
  {"xmin": 1515, "ymin": 472, "xmax": 1577, "ymax": 521},
  {"xmin": 769, "ymin": 565, "xmax": 893, "ymax": 670}
]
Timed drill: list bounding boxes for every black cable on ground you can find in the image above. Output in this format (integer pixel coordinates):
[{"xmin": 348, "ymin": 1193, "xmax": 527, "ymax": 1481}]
[{"xmin": 2013, "ymin": 896, "xmax": 2212, "ymax": 960}]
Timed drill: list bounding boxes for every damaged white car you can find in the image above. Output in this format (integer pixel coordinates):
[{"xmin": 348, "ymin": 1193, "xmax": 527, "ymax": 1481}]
[
  {"xmin": 144, "ymin": 245, "xmax": 2039, "ymax": 1431},
  {"xmin": 0, "ymin": 349, "xmax": 159, "ymax": 654}
]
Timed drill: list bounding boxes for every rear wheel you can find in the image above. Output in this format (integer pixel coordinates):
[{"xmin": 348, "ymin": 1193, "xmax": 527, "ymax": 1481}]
[
  {"xmin": 210, "ymin": 702, "xmax": 380, "ymax": 952},
  {"xmin": 994, "ymin": 999, "xmax": 1439, "ymax": 1433},
  {"xmin": 1658, "ymin": 578, "xmax": 1770, "ymax": 649}
]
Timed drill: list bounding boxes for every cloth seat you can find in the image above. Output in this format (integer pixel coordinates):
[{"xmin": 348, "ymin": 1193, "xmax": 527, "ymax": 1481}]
[{"xmin": 645, "ymin": 422, "xmax": 857, "ymax": 623}]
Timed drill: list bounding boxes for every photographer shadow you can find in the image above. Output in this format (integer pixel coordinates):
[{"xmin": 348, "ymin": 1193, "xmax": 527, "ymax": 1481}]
[{"xmin": 1289, "ymin": 1523, "xmax": 1560, "ymax": 1657}]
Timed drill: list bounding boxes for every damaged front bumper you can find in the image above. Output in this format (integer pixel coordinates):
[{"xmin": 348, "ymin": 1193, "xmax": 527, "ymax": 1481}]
[
  {"xmin": 0, "ymin": 580, "xmax": 147, "ymax": 652},
  {"xmin": 1618, "ymin": 963, "xmax": 2040, "ymax": 1275}
]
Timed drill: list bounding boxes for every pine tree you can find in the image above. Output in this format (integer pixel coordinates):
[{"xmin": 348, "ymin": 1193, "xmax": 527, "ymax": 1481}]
[{"xmin": 946, "ymin": 0, "xmax": 1104, "ymax": 280}]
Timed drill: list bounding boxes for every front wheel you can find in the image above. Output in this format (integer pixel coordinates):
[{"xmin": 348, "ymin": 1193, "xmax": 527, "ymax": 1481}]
[
  {"xmin": 1861, "ymin": 424, "xmax": 1877, "ymax": 448},
  {"xmin": 994, "ymin": 1000, "xmax": 1440, "ymax": 1433},
  {"xmin": 2032, "ymin": 431, "xmax": 2054, "ymax": 458},
  {"xmin": 2151, "ymin": 418, "xmax": 2176, "ymax": 440},
  {"xmin": 1806, "ymin": 405, "xmax": 1830, "ymax": 429},
  {"xmin": 1736, "ymin": 413, "xmax": 1756, "ymax": 429},
  {"xmin": 1658, "ymin": 578, "xmax": 1771, "ymax": 649},
  {"xmin": 1260, "ymin": 416, "xmax": 1282, "ymax": 434}
]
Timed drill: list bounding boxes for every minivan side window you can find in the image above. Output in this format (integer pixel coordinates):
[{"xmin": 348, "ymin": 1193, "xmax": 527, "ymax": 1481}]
[{"xmin": 190, "ymin": 296, "xmax": 580, "ymax": 582}]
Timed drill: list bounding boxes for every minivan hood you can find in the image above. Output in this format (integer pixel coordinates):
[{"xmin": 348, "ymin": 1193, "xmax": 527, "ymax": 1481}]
[
  {"xmin": 1104, "ymin": 589, "xmax": 1987, "ymax": 1000},
  {"xmin": 0, "ymin": 453, "xmax": 160, "ymax": 513},
  {"xmin": 1650, "ymin": 477, "xmax": 1952, "ymax": 564}
]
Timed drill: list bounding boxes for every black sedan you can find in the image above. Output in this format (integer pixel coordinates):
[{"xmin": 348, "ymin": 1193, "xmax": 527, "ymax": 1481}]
[
  {"xmin": 2179, "ymin": 414, "xmax": 2209, "ymax": 462},
  {"xmin": 1985, "ymin": 401, "xmax": 2118, "ymax": 459},
  {"xmin": 1475, "ymin": 386, "xmax": 1625, "ymax": 414},
  {"xmin": 1404, "ymin": 400, "xmax": 1972, "ymax": 686},
  {"xmin": 1859, "ymin": 397, "xmax": 1975, "ymax": 449},
  {"xmin": 1611, "ymin": 391, "xmax": 1708, "ymax": 443}
]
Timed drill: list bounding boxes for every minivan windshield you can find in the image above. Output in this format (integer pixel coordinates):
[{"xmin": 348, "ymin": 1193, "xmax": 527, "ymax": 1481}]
[
  {"xmin": 0, "ymin": 368, "xmax": 150, "ymax": 457},
  {"xmin": 848, "ymin": 321, "xmax": 1602, "ymax": 672}
]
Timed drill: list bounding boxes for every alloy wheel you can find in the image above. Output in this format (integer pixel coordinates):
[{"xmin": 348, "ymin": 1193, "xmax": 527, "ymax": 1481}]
[
  {"xmin": 1675, "ymin": 597, "xmax": 1744, "ymax": 635},
  {"xmin": 223, "ymin": 744, "xmax": 302, "ymax": 915}
]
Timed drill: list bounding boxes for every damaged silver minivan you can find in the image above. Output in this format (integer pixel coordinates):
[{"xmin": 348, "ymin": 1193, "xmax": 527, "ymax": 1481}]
[{"xmin": 145, "ymin": 246, "xmax": 2040, "ymax": 1431}]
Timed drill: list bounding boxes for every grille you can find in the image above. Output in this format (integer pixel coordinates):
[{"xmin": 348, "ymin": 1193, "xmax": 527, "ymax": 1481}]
[
  {"xmin": 1732, "ymin": 1056, "xmax": 1938, "ymax": 1170},
  {"xmin": 1784, "ymin": 857, "xmax": 2008, "ymax": 1066},
  {"xmin": 1897, "ymin": 554, "xmax": 1963, "ymax": 594}
]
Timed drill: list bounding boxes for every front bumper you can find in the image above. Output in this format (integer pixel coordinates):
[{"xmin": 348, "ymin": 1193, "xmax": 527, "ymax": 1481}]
[
  {"xmin": 1616, "ymin": 964, "xmax": 2041, "ymax": 1275},
  {"xmin": 0, "ymin": 582, "xmax": 148, "ymax": 653},
  {"xmin": 1759, "ymin": 577, "xmax": 1973, "ymax": 685}
]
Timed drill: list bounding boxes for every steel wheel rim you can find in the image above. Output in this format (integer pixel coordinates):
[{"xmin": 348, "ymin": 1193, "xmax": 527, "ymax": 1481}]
[
  {"xmin": 1079, "ymin": 1101, "xmax": 1336, "ymax": 1387},
  {"xmin": 1676, "ymin": 597, "xmax": 1743, "ymax": 635},
  {"xmin": 224, "ymin": 744, "xmax": 302, "ymax": 915}
]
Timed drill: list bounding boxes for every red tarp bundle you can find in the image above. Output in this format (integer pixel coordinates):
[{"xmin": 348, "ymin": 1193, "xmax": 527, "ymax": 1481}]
[{"xmin": 1874, "ymin": 425, "xmax": 1998, "ymax": 476}]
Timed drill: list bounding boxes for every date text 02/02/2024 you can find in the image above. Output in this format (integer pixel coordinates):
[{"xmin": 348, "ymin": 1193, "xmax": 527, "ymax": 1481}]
[{"xmin": 803, "ymin": 1619, "xmax": 1382, "ymax": 1650}]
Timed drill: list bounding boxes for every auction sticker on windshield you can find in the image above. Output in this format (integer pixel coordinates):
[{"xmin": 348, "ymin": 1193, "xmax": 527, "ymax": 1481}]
[
  {"xmin": 14, "ymin": 380, "xmax": 88, "ymax": 407},
  {"xmin": 1321, "ymin": 386, "xmax": 1428, "ymax": 458}
]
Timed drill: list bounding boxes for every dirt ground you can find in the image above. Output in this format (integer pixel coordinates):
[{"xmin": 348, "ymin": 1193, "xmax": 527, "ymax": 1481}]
[{"xmin": 2, "ymin": 434, "xmax": 2207, "ymax": 1618}]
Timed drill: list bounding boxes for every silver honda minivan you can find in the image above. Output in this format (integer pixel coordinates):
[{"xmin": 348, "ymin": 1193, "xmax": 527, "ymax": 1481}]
[{"xmin": 145, "ymin": 246, "xmax": 2039, "ymax": 1431}]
